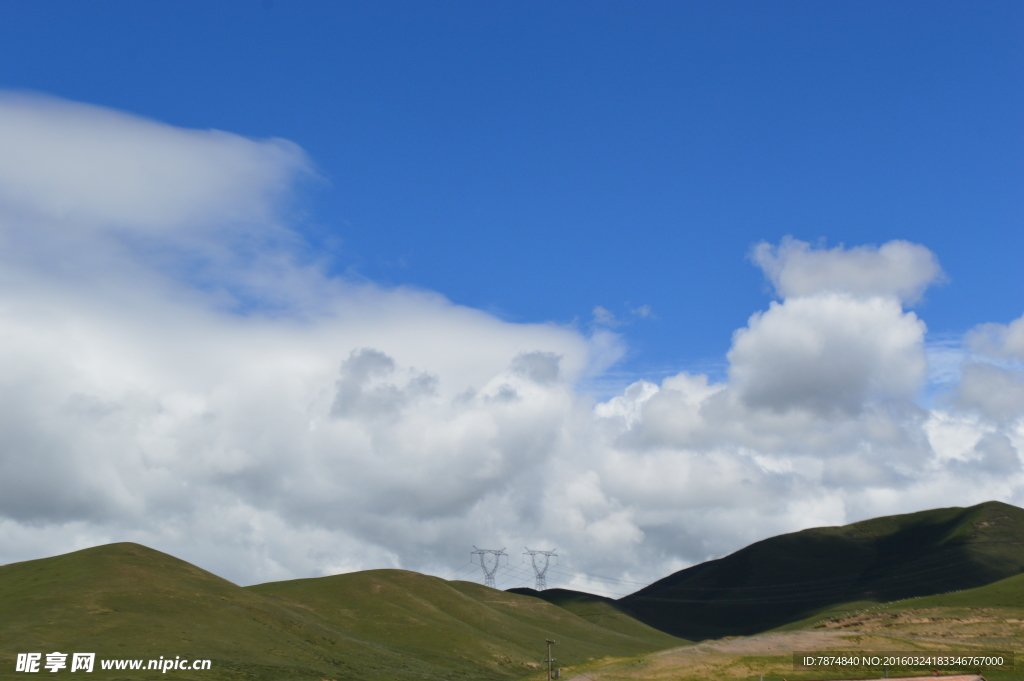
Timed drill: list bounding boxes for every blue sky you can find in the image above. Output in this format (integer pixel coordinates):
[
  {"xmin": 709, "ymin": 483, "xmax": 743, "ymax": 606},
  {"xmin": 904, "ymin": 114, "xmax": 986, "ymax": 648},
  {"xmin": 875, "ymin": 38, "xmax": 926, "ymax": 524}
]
[
  {"xmin": 0, "ymin": 2, "xmax": 1023, "ymax": 590},
  {"xmin": 3, "ymin": 1, "xmax": 1021, "ymax": 378}
]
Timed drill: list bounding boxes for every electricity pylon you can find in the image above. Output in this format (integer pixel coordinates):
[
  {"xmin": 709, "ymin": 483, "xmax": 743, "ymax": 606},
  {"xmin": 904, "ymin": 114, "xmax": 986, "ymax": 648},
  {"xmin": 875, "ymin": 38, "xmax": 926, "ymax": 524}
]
[
  {"xmin": 471, "ymin": 547, "xmax": 507, "ymax": 588},
  {"xmin": 524, "ymin": 547, "xmax": 557, "ymax": 590}
]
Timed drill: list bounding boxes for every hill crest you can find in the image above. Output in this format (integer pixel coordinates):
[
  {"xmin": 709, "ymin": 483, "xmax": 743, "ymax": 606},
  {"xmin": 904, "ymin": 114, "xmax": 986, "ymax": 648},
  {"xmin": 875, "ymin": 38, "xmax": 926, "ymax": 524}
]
[{"xmin": 616, "ymin": 500, "xmax": 1024, "ymax": 640}]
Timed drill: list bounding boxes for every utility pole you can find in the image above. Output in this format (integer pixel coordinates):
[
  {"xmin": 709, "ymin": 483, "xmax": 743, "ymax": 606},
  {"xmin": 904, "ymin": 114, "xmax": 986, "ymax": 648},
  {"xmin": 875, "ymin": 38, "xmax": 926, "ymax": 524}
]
[
  {"xmin": 470, "ymin": 547, "xmax": 507, "ymax": 588},
  {"xmin": 524, "ymin": 548, "xmax": 556, "ymax": 590},
  {"xmin": 545, "ymin": 639, "xmax": 556, "ymax": 681}
]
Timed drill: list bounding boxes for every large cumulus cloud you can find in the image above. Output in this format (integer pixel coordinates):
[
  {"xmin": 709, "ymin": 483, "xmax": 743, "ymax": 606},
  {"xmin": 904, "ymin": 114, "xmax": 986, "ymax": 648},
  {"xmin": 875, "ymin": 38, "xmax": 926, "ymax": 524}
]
[
  {"xmin": 0, "ymin": 93, "xmax": 1022, "ymax": 595},
  {"xmin": 729, "ymin": 293, "xmax": 927, "ymax": 415},
  {"xmin": 590, "ymin": 239, "xmax": 1023, "ymax": 570}
]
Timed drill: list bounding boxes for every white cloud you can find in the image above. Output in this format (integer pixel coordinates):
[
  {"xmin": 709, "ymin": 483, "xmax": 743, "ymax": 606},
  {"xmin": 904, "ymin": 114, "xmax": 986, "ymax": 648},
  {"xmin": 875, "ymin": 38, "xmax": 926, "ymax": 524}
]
[
  {"xmin": 728, "ymin": 294, "xmax": 927, "ymax": 415},
  {"xmin": 0, "ymin": 93, "xmax": 1021, "ymax": 596},
  {"xmin": 0, "ymin": 92, "xmax": 307, "ymax": 234},
  {"xmin": 631, "ymin": 304, "xmax": 653, "ymax": 318},
  {"xmin": 965, "ymin": 315, "xmax": 1024, "ymax": 361},
  {"xmin": 954, "ymin": 362, "xmax": 1024, "ymax": 423},
  {"xmin": 751, "ymin": 237, "xmax": 944, "ymax": 304},
  {"xmin": 592, "ymin": 305, "xmax": 621, "ymax": 327}
]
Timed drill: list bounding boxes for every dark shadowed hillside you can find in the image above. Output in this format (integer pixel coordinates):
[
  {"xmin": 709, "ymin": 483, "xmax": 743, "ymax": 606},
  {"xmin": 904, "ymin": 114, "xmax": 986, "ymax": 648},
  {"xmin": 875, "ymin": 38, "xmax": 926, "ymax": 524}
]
[{"xmin": 616, "ymin": 500, "xmax": 1024, "ymax": 640}]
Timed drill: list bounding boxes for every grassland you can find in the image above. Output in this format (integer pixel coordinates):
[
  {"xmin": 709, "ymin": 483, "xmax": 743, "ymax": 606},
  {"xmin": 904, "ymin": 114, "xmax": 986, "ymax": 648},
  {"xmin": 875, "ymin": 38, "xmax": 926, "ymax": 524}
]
[
  {"xmin": 506, "ymin": 588, "xmax": 682, "ymax": 642},
  {"xmin": 0, "ymin": 543, "xmax": 685, "ymax": 681},
  {"xmin": 558, "ymin": 570, "xmax": 1024, "ymax": 681},
  {"xmin": 4, "ymin": 501, "xmax": 1023, "ymax": 681},
  {"xmin": 249, "ymin": 568, "xmax": 686, "ymax": 677}
]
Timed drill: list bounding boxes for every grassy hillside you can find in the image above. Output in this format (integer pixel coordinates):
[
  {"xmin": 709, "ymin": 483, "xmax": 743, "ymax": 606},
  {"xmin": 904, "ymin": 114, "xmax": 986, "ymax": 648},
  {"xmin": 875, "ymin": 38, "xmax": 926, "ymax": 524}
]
[
  {"xmin": 0, "ymin": 543, "xmax": 684, "ymax": 681},
  {"xmin": 556, "ymin": 573, "xmax": 1024, "ymax": 681},
  {"xmin": 507, "ymin": 588, "xmax": 683, "ymax": 645},
  {"xmin": 618, "ymin": 500, "xmax": 1024, "ymax": 640},
  {"xmin": 6, "ymin": 501, "xmax": 1021, "ymax": 680},
  {"xmin": 0, "ymin": 543, "xmax": 444, "ymax": 681},
  {"xmin": 779, "ymin": 568, "xmax": 1024, "ymax": 640},
  {"xmin": 894, "ymin": 569, "xmax": 1024, "ymax": 608},
  {"xmin": 251, "ymin": 571, "xmax": 686, "ymax": 677}
]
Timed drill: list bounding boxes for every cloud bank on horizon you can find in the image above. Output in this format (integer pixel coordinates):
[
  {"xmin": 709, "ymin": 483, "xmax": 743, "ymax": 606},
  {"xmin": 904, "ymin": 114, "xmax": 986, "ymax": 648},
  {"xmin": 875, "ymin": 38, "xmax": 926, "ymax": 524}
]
[{"xmin": 0, "ymin": 93, "xmax": 1022, "ymax": 592}]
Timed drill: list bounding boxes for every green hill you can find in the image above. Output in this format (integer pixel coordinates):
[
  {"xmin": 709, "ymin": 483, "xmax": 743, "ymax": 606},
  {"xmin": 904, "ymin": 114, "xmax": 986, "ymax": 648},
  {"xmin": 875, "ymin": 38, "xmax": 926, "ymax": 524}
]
[
  {"xmin": 0, "ymin": 543, "xmax": 684, "ymax": 681},
  {"xmin": 250, "ymin": 571, "xmax": 685, "ymax": 676},
  {"xmin": 618, "ymin": 500, "xmax": 1024, "ymax": 640},
  {"xmin": 892, "ymin": 569, "xmax": 1024, "ymax": 609},
  {"xmin": 775, "ymin": 567, "xmax": 1024, "ymax": 635},
  {"xmin": 565, "ymin": 570, "xmax": 1024, "ymax": 681},
  {"xmin": 6, "ymin": 501, "xmax": 1022, "ymax": 679},
  {"xmin": 504, "ymin": 587, "xmax": 682, "ymax": 643},
  {"xmin": 0, "ymin": 542, "xmax": 443, "ymax": 681}
]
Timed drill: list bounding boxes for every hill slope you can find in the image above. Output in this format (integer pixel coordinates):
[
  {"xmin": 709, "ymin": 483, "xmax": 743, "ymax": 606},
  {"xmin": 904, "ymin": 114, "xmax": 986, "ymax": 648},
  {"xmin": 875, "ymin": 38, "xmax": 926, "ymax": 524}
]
[
  {"xmin": 783, "ymin": 567, "xmax": 1024, "ymax": 642},
  {"xmin": 0, "ymin": 543, "xmax": 684, "ymax": 681},
  {"xmin": 565, "ymin": 552, "xmax": 1024, "ymax": 681},
  {"xmin": 250, "ymin": 571, "xmax": 685, "ymax": 677},
  {"xmin": 618, "ymin": 500, "xmax": 1024, "ymax": 640},
  {"xmin": 0, "ymin": 543, "xmax": 445, "ymax": 681},
  {"xmin": 507, "ymin": 587, "xmax": 683, "ymax": 644}
]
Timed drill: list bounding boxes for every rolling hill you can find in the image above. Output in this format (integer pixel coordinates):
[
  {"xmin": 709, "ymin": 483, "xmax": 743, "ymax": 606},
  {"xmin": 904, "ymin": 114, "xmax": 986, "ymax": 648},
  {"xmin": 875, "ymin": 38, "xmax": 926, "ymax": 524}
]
[
  {"xmin": 0, "ymin": 543, "xmax": 684, "ymax": 681},
  {"xmin": 4, "ymin": 500, "xmax": 1023, "ymax": 679},
  {"xmin": 554, "ymin": 530, "xmax": 1024, "ymax": 681},
  {"xmin": 0, "ymin": 542, "xmax": 440, "ymax": 681},
  {"xmin": 505, "ymin": 587, "xmax": 679, "ymax": 642},
  {"xmin": 616, "ymin": 500, "xmax": 1024, "ymax": 640},
  {"xmin": 247, "ymin": 568, "xmax": 686, "ymax": 676},
  {"xmin": 780, "ymin": 565, "xmax": 1024, "ymax": 637}
]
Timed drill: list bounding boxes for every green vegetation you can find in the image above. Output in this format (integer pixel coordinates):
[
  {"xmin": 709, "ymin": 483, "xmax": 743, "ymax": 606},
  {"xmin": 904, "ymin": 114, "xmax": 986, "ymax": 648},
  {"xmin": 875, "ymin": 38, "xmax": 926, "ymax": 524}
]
[
  {"xmin": 775, "ymin": 569, "xmax": 1024, "ymax": 633},
  {"xmin": 618, "ymin": 500, "xmax": 1024, "ymax": 640},
  {"xmin": 249, "ymin": 569, "xmax": 686, "ymax": 678},
  {"xmin": 5, "ymin": 501, "xmax": 1023, "ymax": 681},
  {"xmin": 780, "ymin": 567, "xmax": 1024, "ymax": 640},
  {"xmin": 565, "ymin": 573, "xmax": 1024, "ymax": 681},
  {"xmin": 505, "ymin": 588, "xmax": 681, "ymax": 644},
  {"xmin": 0, "ymin": 542, "xmax": 434, "ymax": 681},
  {"xmin": 888, "ymin": 569, "xmax": 1024, "ymax": 609},
  {"xmin": 0, "ymin": 543, "xmax": 684, "ymax": 681}
]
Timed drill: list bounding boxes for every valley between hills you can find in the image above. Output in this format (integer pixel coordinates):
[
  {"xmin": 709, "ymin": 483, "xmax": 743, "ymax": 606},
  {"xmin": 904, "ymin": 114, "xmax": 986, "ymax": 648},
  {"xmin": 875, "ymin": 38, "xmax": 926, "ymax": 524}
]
[{"xmin": 2, "ymin": 501, "xmax": 1022, "ymax": 681}]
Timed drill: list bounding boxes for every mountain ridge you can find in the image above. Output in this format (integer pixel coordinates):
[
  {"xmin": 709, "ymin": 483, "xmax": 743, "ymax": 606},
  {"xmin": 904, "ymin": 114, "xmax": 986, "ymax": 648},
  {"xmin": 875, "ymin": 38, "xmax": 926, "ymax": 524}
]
[{"xmin": 613, "ymin": 500, "xmax": 1024, "ymax": 640}]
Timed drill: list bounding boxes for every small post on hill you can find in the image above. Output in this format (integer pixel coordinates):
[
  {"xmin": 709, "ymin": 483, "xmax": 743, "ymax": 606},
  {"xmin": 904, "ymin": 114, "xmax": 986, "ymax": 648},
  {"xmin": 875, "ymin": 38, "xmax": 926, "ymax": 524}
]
[{"xmin": 546, "ymin": 639, "xmax": 556, "ymax": 681}]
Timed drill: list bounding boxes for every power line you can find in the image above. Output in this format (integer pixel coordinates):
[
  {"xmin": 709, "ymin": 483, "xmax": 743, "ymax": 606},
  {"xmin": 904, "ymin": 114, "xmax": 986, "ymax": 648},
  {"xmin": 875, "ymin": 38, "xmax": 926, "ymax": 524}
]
[
  {"xmin": 443, "ymin": 562, "xmax": 479, "ymax": 581},
  {"xmin": 458, "ymin": 539, "xmax": 1017, "ymax": 601},
  {"xmin": 547, "ymin": 564, "xmax": 650, "ymax": 587},
  {"xmin": 494, "ymin": 562, "xmax": 538, "ymax": 590}
]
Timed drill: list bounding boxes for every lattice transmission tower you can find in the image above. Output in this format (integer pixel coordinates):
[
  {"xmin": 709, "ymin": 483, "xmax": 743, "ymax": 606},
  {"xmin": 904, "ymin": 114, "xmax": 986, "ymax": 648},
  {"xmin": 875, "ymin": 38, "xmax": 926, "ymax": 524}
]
[
  {"xmin": 471, "ymin": 547, "xmax": 507, "ymax": 588},
  {"xmin": 524, "ymin": 547, "xmax": 557, "ymax": 590}
]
